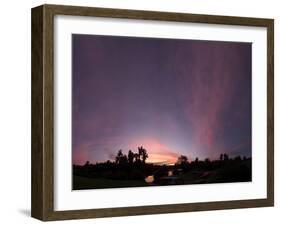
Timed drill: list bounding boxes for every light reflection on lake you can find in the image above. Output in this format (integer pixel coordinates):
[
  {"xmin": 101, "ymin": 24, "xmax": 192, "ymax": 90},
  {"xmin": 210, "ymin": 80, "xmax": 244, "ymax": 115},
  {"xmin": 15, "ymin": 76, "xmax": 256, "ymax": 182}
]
[
  {"xmin": 145, "ymin": 170, "xmax": 173, "ymax": 184},
  {"xmin": 145, "ymin": 175, "xmax": 154, "ymax": 183}
]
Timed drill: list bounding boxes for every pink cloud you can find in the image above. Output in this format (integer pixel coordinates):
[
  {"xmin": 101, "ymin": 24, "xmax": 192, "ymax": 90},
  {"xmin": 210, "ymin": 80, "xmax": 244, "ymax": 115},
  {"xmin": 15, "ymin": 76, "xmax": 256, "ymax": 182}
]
[{"xmin": 178, "ymin": 44, "xmax": 239, "ymax": 154}]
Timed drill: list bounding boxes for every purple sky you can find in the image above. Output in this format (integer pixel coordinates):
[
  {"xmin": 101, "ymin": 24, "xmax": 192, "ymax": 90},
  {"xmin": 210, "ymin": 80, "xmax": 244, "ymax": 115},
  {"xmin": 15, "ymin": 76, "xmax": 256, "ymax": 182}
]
[{"xmin": 72, "ymin": 34, "xmax": 252, "ymax": 165}]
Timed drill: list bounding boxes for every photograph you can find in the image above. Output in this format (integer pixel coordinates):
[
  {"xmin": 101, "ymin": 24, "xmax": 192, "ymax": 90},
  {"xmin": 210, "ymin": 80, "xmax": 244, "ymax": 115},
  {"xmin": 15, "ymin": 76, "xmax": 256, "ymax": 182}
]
[
  {"xmin": 30, "ymin": 4, "xmax": 274, "ymax": 221},
  {"xmin": 72, "ymin": 34, "xmax": 252, "ymax": 190}
]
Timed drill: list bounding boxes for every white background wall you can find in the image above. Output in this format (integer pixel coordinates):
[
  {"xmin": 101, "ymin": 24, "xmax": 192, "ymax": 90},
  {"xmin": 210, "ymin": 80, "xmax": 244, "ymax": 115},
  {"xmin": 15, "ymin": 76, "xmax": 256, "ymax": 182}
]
[{"xmin": 0, "ymin": 0, "xmax": 279, "ymax": 225}]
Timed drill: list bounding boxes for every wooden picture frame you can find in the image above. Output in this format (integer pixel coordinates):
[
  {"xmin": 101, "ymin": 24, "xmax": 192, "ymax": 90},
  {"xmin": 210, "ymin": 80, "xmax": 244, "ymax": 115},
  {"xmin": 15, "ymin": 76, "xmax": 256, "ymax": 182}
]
[{"xmin": 31, "ymin": 4, "xmax": 274, "ymax": 221}]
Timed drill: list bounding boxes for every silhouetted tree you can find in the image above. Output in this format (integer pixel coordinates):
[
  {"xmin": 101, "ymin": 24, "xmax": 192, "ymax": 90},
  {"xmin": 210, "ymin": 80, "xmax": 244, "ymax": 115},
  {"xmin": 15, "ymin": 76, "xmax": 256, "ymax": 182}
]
[
  {"xmin": 120, "ymin": 154, "xmax": 128, "ymax": 165},
  {"xmin": 193, "ymin": 157, "xmax": 199, "ymax": 167},
  {"xmin": 205, "ymin": 158, "xmax": 210, "ymax": 163},
  {"xmin": 115, "ymin": 150, "xmax": 124, "ymax": 164},
  {"xmin": 128, "ymin": 150, "xmax": 134, "ymax": 165},
  {"xmin": 223, "ymin": 153, "xmax": 229, "ymax": 161},
  {"xmin": 177, "ymin": 155, "xmax": 188, "ymax": 165},
  {"xmin": 204, "ymin": 158, "xmax": 212, "ymax": 170},
  {"xmin": 220, "ymin": 154, "xmax": 223, "ymax": 161},
  {"xmin": 138, "ymin": 146, "xmax": 148, "ymax": 163},
  {"xmin": 234, "ymin": 155, "xmax": 242, "ymax": 161},
  {"xmin": 134, "ymin": 153, "xmax": 140, "ymax": 163}
]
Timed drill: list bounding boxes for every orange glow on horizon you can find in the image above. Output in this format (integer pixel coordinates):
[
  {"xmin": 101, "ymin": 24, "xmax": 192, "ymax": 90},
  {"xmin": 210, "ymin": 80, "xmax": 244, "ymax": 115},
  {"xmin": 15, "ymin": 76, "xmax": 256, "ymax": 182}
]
[
  {"xmin": 130, "ymin": 138, "xmax": 179, "ymax": 165},
  {"xmin": 146, "ymin": 153, "xmax": 177, "ymax": 165}
]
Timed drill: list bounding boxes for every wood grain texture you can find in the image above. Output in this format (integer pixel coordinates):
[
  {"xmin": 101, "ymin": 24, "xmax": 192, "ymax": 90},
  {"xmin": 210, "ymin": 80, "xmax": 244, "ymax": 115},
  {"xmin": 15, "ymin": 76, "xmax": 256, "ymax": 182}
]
[
  {"xmin": 31, "ymin": 4, "xmax": 274, "ymax": 221},
  {"xmin": 31, "ymin": 5, "xmax": 44, "ymax": 220},
  {"xmin": 31, "ymin": 5, "xmax": 55, "ymax": 220},
  {"xmin": 267, "ymin": 19, "xmax": 274, "ymax": 206}
]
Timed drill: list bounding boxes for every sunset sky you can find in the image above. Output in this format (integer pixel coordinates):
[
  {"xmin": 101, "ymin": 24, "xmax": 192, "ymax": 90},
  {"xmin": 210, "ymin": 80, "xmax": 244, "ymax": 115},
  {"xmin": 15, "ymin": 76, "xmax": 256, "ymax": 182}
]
[{"xmin": 72, "ymin": 34, "xmax": 252, "ymax": 165}]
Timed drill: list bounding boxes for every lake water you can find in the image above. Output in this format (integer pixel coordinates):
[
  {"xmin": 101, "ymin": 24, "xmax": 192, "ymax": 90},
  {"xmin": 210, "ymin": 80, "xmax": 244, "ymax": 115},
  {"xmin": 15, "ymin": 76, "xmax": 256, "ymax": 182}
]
[
  {"xmin": 145, "ymin": 175, "xmax": 154, "ymax": 183},
  {"xmin": 145, "ymin": 170, "xmax": 173, "ymax": 183}
]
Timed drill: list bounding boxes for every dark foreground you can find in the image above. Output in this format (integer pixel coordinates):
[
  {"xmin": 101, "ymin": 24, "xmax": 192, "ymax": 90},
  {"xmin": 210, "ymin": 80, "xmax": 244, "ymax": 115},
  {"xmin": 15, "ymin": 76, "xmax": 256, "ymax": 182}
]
[{"xmin": 73, "ymin": 158, "xmax": 251, "ymax": 190}]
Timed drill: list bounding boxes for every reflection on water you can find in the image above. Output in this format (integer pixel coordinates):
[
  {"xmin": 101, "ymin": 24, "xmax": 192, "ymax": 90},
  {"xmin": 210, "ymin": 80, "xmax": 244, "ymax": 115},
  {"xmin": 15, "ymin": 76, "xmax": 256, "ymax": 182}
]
[
  {"xmin": 145, "ymin": 170, "xmax": 173, "ymax": 184},
  {"xmin": 145, "ymin": 175, "xmax": 154, "ymax": 183}
]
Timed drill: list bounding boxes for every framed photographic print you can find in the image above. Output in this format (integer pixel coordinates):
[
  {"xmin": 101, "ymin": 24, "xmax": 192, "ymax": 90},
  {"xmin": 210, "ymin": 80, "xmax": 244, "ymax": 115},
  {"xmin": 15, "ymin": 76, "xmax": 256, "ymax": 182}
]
[{"xmin": 31, "ymin": 4, "xmax": 274, "ymax": 221}]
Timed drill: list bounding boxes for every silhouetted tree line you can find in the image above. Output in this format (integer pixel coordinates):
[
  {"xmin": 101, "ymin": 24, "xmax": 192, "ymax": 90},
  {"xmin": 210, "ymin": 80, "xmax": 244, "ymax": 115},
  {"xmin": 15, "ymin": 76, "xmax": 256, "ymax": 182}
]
[
  {"xmin": 73, "ymin": 147, "xmax": 251, "ymax": 183},
  {"xmin": 174, "ymin": 153, "xmax": 250, "ymax": 170},
  {"xmin": 73, "ymin": 147, "xmax": 155, "ymax": 180},
  {"xmin": 172, "ymin": 153, "xmax": 251, "ymax": 183},
  {"xmin": 115, "ymin": 146, "xmax": 148, "ymax": 165}
]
